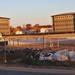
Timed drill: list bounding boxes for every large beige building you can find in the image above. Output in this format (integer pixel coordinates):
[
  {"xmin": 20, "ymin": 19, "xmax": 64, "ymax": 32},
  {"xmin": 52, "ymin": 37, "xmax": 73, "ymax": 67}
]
[
  {"xmin": 52, "ymin": 13, "xmax": 75, "ymax": 32},
  {"xmin": 0, "ymin": 17, "xmax": 10, "ymax": 34}
]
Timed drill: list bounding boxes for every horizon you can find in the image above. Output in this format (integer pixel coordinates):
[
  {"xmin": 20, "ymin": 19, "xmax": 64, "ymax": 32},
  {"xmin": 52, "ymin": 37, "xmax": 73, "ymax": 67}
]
[{"xmin": 0, "ymin": 0, "xmax": 75, "ymax": 27}]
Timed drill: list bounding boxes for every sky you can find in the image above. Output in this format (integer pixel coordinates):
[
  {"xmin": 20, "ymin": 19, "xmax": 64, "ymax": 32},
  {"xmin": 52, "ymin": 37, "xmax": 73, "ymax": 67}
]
[{"xmin": 0, "ymin": 0, "xmax": 75, "ymax": 27}]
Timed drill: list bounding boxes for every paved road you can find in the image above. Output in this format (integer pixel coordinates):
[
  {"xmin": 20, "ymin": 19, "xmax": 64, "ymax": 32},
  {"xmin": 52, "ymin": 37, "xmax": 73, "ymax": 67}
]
[
  {"xmin": 0, "ymin": 65, "xmax": 75, "ymax": 75},
  {"xmin": 0, "ymin": 70, "xmax": 73, "ymax": 75}
]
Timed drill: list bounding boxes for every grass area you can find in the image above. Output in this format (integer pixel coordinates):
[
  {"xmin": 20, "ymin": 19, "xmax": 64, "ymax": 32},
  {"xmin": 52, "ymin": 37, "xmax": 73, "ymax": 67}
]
[{"xmin": 16, "ymin": 57, "xmax": 75, "ymax": 69}]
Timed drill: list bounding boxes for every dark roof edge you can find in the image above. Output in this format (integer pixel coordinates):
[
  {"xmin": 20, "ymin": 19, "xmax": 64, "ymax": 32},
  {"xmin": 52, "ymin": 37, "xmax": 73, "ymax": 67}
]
[
  {"xmin": 0, "ymin": 17, "xmax": 10, "ymax": 19},
  {"xmin": 51, "ymin": 12, "xmax": 75, "ymax": 17}
]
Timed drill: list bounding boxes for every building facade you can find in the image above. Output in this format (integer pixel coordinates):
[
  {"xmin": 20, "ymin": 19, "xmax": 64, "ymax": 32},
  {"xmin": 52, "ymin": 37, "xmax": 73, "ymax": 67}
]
[
  {"xmin": 0, "ymin": 17, "xmax": 10, "ymax": 34},
  {"xmin": 31, "ymin": 25, "xmax": 52, "ymax": 33},
  {"xmin": 40, "ymin": 28, "xmax": 52, "ymax": 33},
  {"xmin": 52, "ymin": 13, "xmax": 75, "ymax": 32}
]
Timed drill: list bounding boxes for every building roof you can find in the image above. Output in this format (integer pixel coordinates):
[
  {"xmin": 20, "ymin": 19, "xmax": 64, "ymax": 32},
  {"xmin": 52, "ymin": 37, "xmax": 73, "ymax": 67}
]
[
  {"xmin": 0, "ymin": 17, "xmax": 10, "ymax": 19},
  {"xmin": 38, "ymin": 25, "xmax": 52, "ymax": 28},
  {"xmin": 51, "ymin": 12, "xmax": 75, "ymax": 17}
]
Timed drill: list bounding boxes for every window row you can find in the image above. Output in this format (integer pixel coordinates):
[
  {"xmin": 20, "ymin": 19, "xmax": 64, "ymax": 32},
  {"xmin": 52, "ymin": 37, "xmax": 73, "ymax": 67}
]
[
  {"xmin": 55, "ymin": 28, "xmax": 74, "ymax": 30},
  {"xmin": 54, "ymin": 15, "xmax": 73, "ymax": 19},
  {"xmin": 0, "ymin": 28, "xmax": 9, "ymax": 30},
  {"xmin": 54, "ymin": 20, "xmax": 73, "ymax": 22},
  {"xmin": 0, "ymin": 20, "xmax": 9, "ymax": 21},
  {"xmin": 0, "ymin": 24, "xmax": 9, "ymax": 26},
  {"xmin": 55, "ymin": 24, "xmax": 73, "ymax": 26}
]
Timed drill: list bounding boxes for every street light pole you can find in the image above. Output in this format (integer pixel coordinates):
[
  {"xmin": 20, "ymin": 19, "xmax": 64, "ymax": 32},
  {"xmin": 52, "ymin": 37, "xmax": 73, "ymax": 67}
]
[
  {"xmin": 17, "ymin": 38, "xmax": 19, "ymax": 50},
  {"xmin": 4, "ymin": 38, "xmax": 7, "ymax": 63},
  {"xmin": 43, "ymin": 33, "xmax": 45, "ymax": 64},
  {"xmin": 13, "ymin": 39, "xmax": 14, "ymax": 50},
  {"xmin": 43, "ymin": 33, "xmax": 44, "ymax": 51}
]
